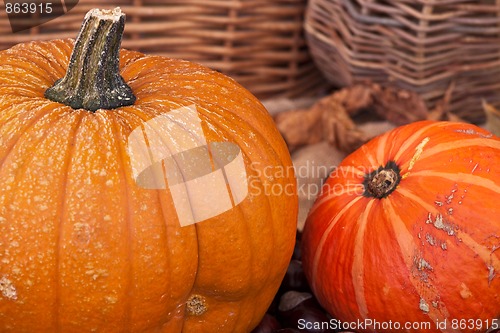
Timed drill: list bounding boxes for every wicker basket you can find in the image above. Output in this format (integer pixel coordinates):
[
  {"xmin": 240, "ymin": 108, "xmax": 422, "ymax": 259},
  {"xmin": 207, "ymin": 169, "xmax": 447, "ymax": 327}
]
[
  {"xmin": 305, "ymin": 0, "xmax": 500, "ymax": 123},
  {"xmin": 0, "ymin": 0, "xmax": 327, "ymax": 100}
]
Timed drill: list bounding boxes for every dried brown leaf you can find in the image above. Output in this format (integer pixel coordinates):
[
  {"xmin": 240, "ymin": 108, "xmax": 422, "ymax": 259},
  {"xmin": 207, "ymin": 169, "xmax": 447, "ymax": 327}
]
[
  {"xmin": 318, "ymin": 97, "xmax": 368, "ymax": 153},
  {"xmin": 274, "ymin": 106, "xmax": 323, "ymax": 152},
  {"xmin": 482, "ymin": 100, "xmax": 500, "ymax": 136},
  {"xmin": 273, "ymin": 92, "xmax": 371, "ymax": 154},
  {"xmin": 273, "ymin": 83, "xmax": 434, "ymax": 154},
  {"xmin": 331, "ymin": 84, "xmax": 374, "ymax": 115},
  {"xmin": 372, "ymin": 84, "xmax": 428, "ymax": 125},
  {"xmin": 427, "ymin": 81, "xmax": 464, "ymax": 122}
]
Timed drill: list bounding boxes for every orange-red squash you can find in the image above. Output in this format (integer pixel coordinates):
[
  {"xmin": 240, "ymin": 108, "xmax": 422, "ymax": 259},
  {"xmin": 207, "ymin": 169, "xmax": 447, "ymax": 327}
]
[
  {"xmin": 302, "ymin": 121, "xmax": 500, "ymax": 333},
  {"xmin": 0, "ymin": 8, "xmax": 297, "ymax": 333}
]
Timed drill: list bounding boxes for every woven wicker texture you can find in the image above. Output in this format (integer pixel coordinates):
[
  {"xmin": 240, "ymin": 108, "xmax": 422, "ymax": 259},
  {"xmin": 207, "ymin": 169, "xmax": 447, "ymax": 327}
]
[
  {"xmin": 305, "ymin": 0, "xmax": 500, "ymax": 123},
  {"xmin": 0, "ymin": 0, "xmax": 326, "ymax": 99}
]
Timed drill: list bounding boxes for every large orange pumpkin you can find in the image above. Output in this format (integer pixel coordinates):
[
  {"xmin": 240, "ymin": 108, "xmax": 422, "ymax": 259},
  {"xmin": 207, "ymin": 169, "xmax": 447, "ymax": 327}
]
[
  {"xmin": 0, "ymin": 8, "xmax": 297, "ymax": 333},
  {"xmin": 302, "ymin": 121, "xmax": 500, "ymax": 333}
]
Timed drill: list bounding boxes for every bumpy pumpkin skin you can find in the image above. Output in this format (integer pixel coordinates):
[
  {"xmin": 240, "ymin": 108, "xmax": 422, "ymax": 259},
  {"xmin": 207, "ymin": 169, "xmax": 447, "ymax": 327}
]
[
  {"xmin": 302, "ymin": 121, "xmax": 500, "ymax": 333},
  {"xmin": 0, "ymin": 39, "xmax": 297, "ymax": 332}
]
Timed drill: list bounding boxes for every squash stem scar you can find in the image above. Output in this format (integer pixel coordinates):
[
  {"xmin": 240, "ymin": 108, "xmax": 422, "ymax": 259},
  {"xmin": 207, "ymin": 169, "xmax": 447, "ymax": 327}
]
[
  {"xmin": 363, "ymin": 161, "xmax": 401, "ymax": 199},
  {"xmin": 186, "ymin": 294, "xmax": 207, "ymax": 316}
]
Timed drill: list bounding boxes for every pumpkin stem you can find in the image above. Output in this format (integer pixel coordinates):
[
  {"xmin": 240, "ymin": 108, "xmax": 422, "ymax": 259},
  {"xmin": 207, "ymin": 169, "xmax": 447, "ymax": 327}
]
[
  {"xmin": 363, "ymin": 161, "xmax": 401, "ymax": 199},
  {"xmin": 44, "ymin": 7, "xmax": 136, "ymax": 111}
]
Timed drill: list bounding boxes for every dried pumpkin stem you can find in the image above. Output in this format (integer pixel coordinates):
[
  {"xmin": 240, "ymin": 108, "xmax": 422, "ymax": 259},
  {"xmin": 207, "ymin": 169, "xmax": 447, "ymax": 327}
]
[
  {"xmin": 363, "ymin": 161, "xmax": 401, "ymax": 199},
  {"xmin": 45, "ymin": 7, "xmax": 136, "ymax": 111}
]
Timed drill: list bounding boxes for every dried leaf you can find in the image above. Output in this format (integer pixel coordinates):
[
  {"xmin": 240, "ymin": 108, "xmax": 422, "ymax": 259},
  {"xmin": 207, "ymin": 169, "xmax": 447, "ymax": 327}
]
[
  {"xmin": 445, "ymin": 112, "xmax": 465, "ymax": 123},
  {"xmin": 316, "ymin": 96, "xmax": 369, "ymax": 153},
  {"xmin": 428, "ymin": 104, "xmax": 464, "ymax": 122},
  {"xmin": 427, "ymin": 81, "xmax": 464, "ymax": 122},
  {"xmin": 482, "ymin": 100, "xmax": 500, "ymax": 136},
  {"xmin": 372, "ymin": 84, "xmax": 428, "ymax": 125},
  {"xmin": 273, "ymin": 82, "xmax": 435, "ymax": 155},
  {"xmin": 274, "ymin": 93, "xmax": 370, "ymax": 154},
  {"xmin": 331, "ymin": 84, "xmax": 374, "ymax": 115},
  {"xmin": 274, "ymin": 107, "xmax": 323, "ymax": 152}
]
